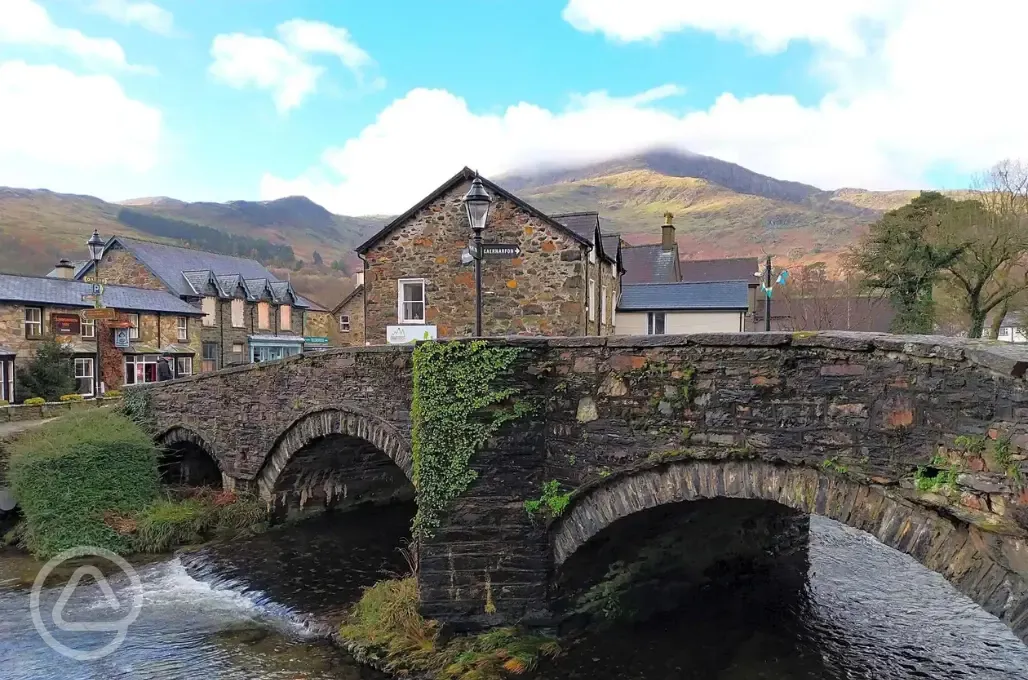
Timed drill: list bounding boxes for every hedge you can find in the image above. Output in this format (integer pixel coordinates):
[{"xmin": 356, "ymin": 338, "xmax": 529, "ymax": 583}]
[{"xmin": 8, "ymin": 410, "xmax": 160, "ymax": 558}]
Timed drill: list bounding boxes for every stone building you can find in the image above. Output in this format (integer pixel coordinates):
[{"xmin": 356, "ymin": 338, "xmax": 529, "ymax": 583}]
[
  {"xmin": 615, "ymin": 280, "xmax": 751, "ymax": 335},
  {"xmin": 0, "ymin": 272, "xmax": 203, "ymax": 400},
  {"xmin": 53, "ymin": 237, "xmax": 329, "ymax": 370},
  {"xmin": 354, "ymin": 168, "xmax": 623, "ymax": 343},
  {"xmin": 329, "ymin": 278, "xmax": 365, "ymax": 347}
]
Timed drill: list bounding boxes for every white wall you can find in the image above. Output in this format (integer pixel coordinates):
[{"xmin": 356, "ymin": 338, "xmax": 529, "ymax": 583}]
[{"xmin": 615, "ymin": 310, "xmax": 744, "ymax": 335}]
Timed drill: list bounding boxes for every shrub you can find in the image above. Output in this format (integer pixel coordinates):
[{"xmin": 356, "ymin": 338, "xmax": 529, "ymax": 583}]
[
  {"xmin": 131, "ymin": 490, "xmax": 266, "ymax": 553},
  {"xmin": 59, "ymin": 394, "xmax": 85, "ymax": 402},
  {"xmin": 103, "ymin": 390, "xmax": 122, "ymax": 399},
  {"xmin": 16, "ymin": 336, "xmax": 75, "ymax": 402},
  {"xmin": 8, "ymin": 410, "xmax": 160, "ymax": 558},
  {"xmin": 23, "ymin": 397, "xmax": 45, "ymax": 406}
]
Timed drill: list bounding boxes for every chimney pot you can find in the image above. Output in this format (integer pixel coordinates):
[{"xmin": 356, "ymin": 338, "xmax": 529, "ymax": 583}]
[
  {"xmin": 661, "ymin": 212, "xmax": 676, "ymax": 251},
  {"xmin": 53, "ymin": 258, "xmax": 75, "ymax": 279}
]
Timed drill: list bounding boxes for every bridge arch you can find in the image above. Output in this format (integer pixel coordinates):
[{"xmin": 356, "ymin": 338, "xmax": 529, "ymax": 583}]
[
  {"xmin": 257, "ymin": 406, "xmax": 414, "ymax": 519},
  {"xmin": 156, "ymin": 426, "xmax": 223, "ymax": 487},
  {"xmin": 551, "ymin": 459, "xmax": 1028, "ymax": 641}
]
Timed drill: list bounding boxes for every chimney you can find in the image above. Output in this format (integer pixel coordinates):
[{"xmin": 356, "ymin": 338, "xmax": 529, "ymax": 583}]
[
  {"xmin": 53, "ymin": 258, "xmax": 75, "ymax": 279},
  {"xmin": 661, "ymin": 211, "xmax": 675, "ymax": 251}
]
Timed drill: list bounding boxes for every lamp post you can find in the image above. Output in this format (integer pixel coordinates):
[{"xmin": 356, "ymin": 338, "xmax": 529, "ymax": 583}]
[
  {"xmin": 86, "ymin": 229, "xmax": 104, "ymax": 396},
  {"xmin": 462, "ymin": 175, "xmax": 493, "ymax": 337}
]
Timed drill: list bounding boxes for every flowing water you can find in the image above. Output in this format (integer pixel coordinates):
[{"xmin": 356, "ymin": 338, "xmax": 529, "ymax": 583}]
[{"xmin": 0, "ymin": 503, "xmax": 1026, "ymax": 679}]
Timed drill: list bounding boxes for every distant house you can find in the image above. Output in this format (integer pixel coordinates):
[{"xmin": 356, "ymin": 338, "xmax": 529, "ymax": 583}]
[
  {"xmin": 994, "ymin": 311, "xmax": 1028, "ymax": 343},
  {"xmin": 615, "ymin": 281, "xmax": 750, "ymax": 335},
  {"xmin": 329, "ymin": 276, "xmax": 365, "ymax": 347},
  {"xmin": 621, "ymin": 213, "xmax": 682, "ymax": 284},
  {"xmin": 53, "ymin": 237, "xmax": 329, "ymax": 374}
]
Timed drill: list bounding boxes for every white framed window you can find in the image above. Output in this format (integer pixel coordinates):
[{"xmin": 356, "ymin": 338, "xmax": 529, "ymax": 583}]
[
  {"xmin": 177, "ymin": 316, "xmax": 188, "ymax": 341},
  {"xmin": 202, "ymin": 296, "xmax": 217, "ymax": 326},
  {"xmin": 280, "ymin": 304, "xmax": 292, "ymax": 331},
  {"xmin": 174, "ymin": 356, "xmax": 192, "ymax": 378},
  {"xmin": 231, "ymin": 299, "xmax": 244, "ymax": 327},
  {"xmin": 81, "ymin": 317, "xmax": 95, "ymax": 339},
  {"xmin": 24, "ymin": 307, "xmax": 42, "ymax": 339},
  {"xmin": 127, "ymin": 313, "xmax": 140, "ymax": 340},
  {"xmin": 398, "ymin": 279, "xmax": 426, "ymax": 323},
  {"xmin": 257, "ymin": 302, "xmax": 270, "ymax": 329},
  {"xmin": 74, "ymin": 357, "xmax": 94, "ymax": 396},
  {"xmin": 340, "ymin": 314, "xmax": 351, "ymax": 332},
  {"xmin": 601, "ymin": 285, "xmax": 607, "ymax": 326},
  {"xmin": 232, "ymin": 343, "xmax": 244, "ymax": 353},
  {"xmin": 202, "ymin": 342, "xmax": 218, "ymax": 371},
  {"xmin": 588, "ymin": 280, "xmax": 596, "ymax": 322},
  {"xmin": 124, "ymin": 354, "xmax": 159, "ymax": 385},
  {"xmin": 647, "ymin": 312, "xmax": 666, "ymax": 335}
]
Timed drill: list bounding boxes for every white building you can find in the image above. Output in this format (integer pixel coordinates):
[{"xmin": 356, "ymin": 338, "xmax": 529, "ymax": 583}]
[{"xmin": 615, "ymin": 280, "xmax": 750, "ymax": 335}]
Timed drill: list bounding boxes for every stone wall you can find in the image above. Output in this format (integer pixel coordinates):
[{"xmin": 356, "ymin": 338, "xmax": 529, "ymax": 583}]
[
  {"xmin": 329, "ymin": 291, "xmax": 365, "ymax": 347},
  {"xmin": 363, "ymin": 181, "xmax": 590, "ymax": 343},
  {"xmin": 0, "ymin": 303, "xmax": 95, "ymax": 361},
  {"xmin": 96, "ymin": 247, "xmax": 166, "ymax": 290}
]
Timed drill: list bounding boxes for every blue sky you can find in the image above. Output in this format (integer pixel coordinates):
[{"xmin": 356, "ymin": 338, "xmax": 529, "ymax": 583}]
[{"xmin": 1, "ymin": 1, "xmax": 1021, "ymax": 214}]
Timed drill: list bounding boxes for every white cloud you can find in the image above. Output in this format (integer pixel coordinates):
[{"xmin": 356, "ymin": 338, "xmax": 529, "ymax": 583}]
[
  {"xmin": 209, "ymin": 19, "xmax": 380, "ymax": 112},
  {"xmin": 0, "ymin": 61, "xmax": 161, "ymax": 175},
  {"xmin": 0, "ymin": 0, "xmax": 148, "ymax": 72},
  {"xmin": 262, "ymin": 0, "xmax": 1028, "ymax": 215},
  {"xmin": 88, "ymin": 0, "xmax": 175, "ymax": 37}
]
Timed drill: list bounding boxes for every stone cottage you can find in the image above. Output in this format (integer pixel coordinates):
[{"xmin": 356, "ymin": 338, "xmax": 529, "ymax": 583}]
[
  {"xmin": 354, "ymin": 167, "xmax": 623, "ymax": 343},
  {"xmin": 53, "ymin": 237, "xmax": 330, "ymax": 370}
]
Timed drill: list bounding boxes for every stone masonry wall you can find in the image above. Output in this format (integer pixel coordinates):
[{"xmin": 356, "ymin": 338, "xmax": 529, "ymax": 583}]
[
  {"xmin": 96, "ymin": 247, "xmax": 166, "ymax": 290},
  {"xmin": 363, "ymin": 181, "xmax": 589, "ymax": 343},
  {"xmin": 329, "ymin": 293, "xmax": 365, "ymax": 347}
]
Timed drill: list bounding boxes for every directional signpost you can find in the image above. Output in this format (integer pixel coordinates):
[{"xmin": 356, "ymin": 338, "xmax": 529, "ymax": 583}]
[
  {"xmin": 83, "ymin": 308, "xmax": 117, "ymax": 320},
  {"xmin": 480, "ymin": 243, "xmax": 521, "ymax": 259}
]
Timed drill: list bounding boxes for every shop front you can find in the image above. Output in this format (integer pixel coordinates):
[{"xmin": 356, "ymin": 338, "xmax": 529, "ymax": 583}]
[{"xmin": 249, "ymin": 335, "xmax": 304, "ymax": 363}]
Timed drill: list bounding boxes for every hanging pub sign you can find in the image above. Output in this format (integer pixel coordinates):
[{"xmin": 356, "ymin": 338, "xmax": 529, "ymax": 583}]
[
  {"xmin": 113, "ymin": 327, "xmax": 131, "ymax": 349},
  {"xmin": 51, "ymin": 314, "xmax": 81, "ymax": 336}
]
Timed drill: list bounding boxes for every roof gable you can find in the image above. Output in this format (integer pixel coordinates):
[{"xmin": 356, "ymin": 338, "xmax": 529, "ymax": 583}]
[
  {"xmin": 331, "ymin": 284, "xmax": 364, "ymax": 314},
  {"xmin": 356, "ymin": 167, "xmax": 593, "ymax": 254}
]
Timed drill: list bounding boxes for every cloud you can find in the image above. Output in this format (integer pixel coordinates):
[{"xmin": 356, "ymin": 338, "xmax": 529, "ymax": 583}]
[
  {"xmin": 0, "ymin": 0, "xmax": 149, "ymax": 72},
  {"xmin": 262, "ymin": 0, "xmax": 1028, "ymax": 215},
  {"xmin": 0, "ymin": 61, "xmax": 161, "ymax": 176},
  {"xmin": 87, "ymin": 0, "xmax": 175, "ymax": 37},
  {"xmin": 209, "ymin": 19, "xmax": 381, "ymax": 112}
]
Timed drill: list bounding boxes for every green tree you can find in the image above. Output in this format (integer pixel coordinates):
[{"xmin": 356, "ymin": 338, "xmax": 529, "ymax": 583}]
[
  {"xmin": 941, "ymin": 160, "xmax": 1028, "ymax": 338},
  {"xmin": 847, "ymin": 192, "xmax": 966, "ymax": 333},
  {"xmin": 312, "ymin": 250, "xmax": 323, "ymax": 266},
  {"xmin": 16, "ymin": 336, "xmax": 75, "ymax": 402}
]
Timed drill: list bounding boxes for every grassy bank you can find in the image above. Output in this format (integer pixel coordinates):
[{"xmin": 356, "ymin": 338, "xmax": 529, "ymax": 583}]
[
  {"xmin": 7, "ymin": 410, "xmax": 265, "ymax": 559},
  {"xmin": 338, "ymin": 578, "xmax": 558, "ymax": 680}
]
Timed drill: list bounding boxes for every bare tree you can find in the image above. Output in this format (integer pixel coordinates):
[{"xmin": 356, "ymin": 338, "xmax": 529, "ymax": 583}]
[{"xmin": 777, "ymin": 263, "xmax": 887, "ymax": 331}]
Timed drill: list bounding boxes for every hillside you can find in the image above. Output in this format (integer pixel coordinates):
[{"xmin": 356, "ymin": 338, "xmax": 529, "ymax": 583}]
[{"xmin": 1, "ymin": 149, "xmax": 943, "ymax": 307}]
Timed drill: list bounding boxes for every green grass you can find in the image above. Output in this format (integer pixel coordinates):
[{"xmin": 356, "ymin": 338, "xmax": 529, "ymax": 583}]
[
  {"xmin": 339, "ymin": 578, "xmax": 559, "ymax": 680},
  {"xmin": 132, "ymin": 490, "xmax": 266, "ymax": 553}
]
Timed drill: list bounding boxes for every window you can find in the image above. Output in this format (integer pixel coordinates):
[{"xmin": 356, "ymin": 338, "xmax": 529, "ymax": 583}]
[
  {"xmin": 588, "ymin": 280, "xmax": 596, "ymax": 322},
  {"xmin": 81, "ymin": 318, "xmax": 95, "ymax": 339},
  {"xmin": 74, "ymin": 357, "xmax": 94, "ymax": 396},
  {"xmin": 280, "ymin": 304, "xmax": 292, "ymax": 331},
  {"xmin": 600, "ymin": 285, "xmax": 607, "ymax": 326},
  {"xmin": 647, "ymin": 312, "xmax": 666, "ymax": 335},
  {"xmin": 177, "ymin": 316, "xmax": 188, "ymax": 341},
  {"xmin": 252, "ymin": 344, "xmax": 302, "ymax": 363},
  {"xmin": 340, "ymin": 315, "xmax": 351, "ymax": 332},
  {"xmin": 231, "ymin": 299, "xmax": 244, "ymax": 328},
  {"xmin": 257, "ymin": 302, "xmax": 270, "ymax": 329},
  {"xmin": 202, "ymin": 297, "xmax": 217, "ymax": 326},
  {"xmin": 127, "ymin": 313, "xmax": 139, "ymax": 340},
  {"xmin": 124, "ymin": 355, "xmax": 158, "ymax": 385},
  {"xmin": 174, "ymin": 356, "xmax": 192, "ymax": 378},
  {"xmin": 398, "ymin": 279, "xmax": 425, "ymax": 323},
  {"xmin": 24, "ymin": 308, "xmax": 42, "ymax": 339},
  {"xmin": 232, "ymin": 343, "xmax": 244, "ymax": 353},
  {"xmin": 202, "ymin": 342, "xmax": 219, "ymax": 372}
]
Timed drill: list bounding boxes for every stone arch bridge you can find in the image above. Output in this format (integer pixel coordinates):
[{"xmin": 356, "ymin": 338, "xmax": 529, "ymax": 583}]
[{"xmin": 137, "ymin": 332, "xmax": 1028, "ymax": 643}]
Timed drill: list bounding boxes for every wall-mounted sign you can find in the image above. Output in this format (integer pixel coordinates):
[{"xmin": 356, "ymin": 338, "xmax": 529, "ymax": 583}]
[
  {"xmin": 51, "ymin": 314, "xmax": 81, "ymax": 336},
  {"xmin": 480, "ymin": 243, "xmax": 521, "ymax": 259},
  {"xmin": 303, "ymin": 336, "xmax": 329, "ymax": 344},
  {"xmin": 83, "ymin": 308, "xmax": 117, "ymax": 320},
  {"xmin": 386, "ymin": 325, "xmax": 437, "ymax": 345},
  {"xmin": 113, "ymin": 327, "xmax": 131, "ymax": 349}
]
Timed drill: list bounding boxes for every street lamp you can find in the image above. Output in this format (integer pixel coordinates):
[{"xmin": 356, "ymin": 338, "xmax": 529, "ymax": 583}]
[
  {"xmin": 87, "ymin": 229, "xmax": 104, "ymax": 396},
  {"xmin": 462, "ymin": 175, "xmax": 492, "ymax": 337}
]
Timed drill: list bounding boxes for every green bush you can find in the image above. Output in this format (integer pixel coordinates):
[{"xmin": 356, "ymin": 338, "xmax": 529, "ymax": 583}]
[
  {"xmin": 16, "ymin": 336, "xmax": 75, "ymax": 402},
  {"xmin": 0, "ymin": 399, "xmax": 9, "ymax": 407},
  {"xmin": 23, "ymin": 397, "xmax": 45, "ymax": 406},
  {"xmin": 132, "ymin": 490, "xmax": 266, "ymax": 553},
  {"xmin": 8, "ymin": 410, "xmax": 160, "ymax": 558},
  {"xmin": 59, "ymin": 394, "xmax": 85, "ymax": 402},
  {"xmin": 103, "ymin": 390, "xmax": 122, "ymax": 399}
]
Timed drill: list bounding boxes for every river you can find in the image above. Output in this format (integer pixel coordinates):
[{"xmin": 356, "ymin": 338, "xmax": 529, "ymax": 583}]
[{"xmin": 1, "ymin": 503, "xmax": 1026, "ymax": 679}]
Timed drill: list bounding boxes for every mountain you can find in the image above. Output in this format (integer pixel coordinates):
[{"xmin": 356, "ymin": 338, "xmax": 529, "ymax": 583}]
[
  {"xmin": 501, "ymin": 150, "xmax": 928, "ymax": 266},
  {"xmin": 0, "ymin": 149, "xmax": 937, "ymax": 307}
]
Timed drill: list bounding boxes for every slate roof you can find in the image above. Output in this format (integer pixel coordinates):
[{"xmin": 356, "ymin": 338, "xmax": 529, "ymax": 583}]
[
  {"xmin": 618, "ymin": 280, "xmax": 750, "ymax": 311},
  {"xmin": 680, "ymin": 257, "xmax": 759, "ymax": 284},
  {"xmin": 621, "ymin": 245, "xmax": 680, "ymax": 284},
  {"xmin": 0, "ymin": 272, "xmax": 204, "ymax": 315},
  {"xmin": 77, "ymin": 237, "xmax": 313, "ymax": 308},
  {"xmin": 356, "ymin": 167, "xmax": 593, "ymax": 254},
  {"xmin": 551, "ymin": 212, "xmax": 619, "ymax": 265}
]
